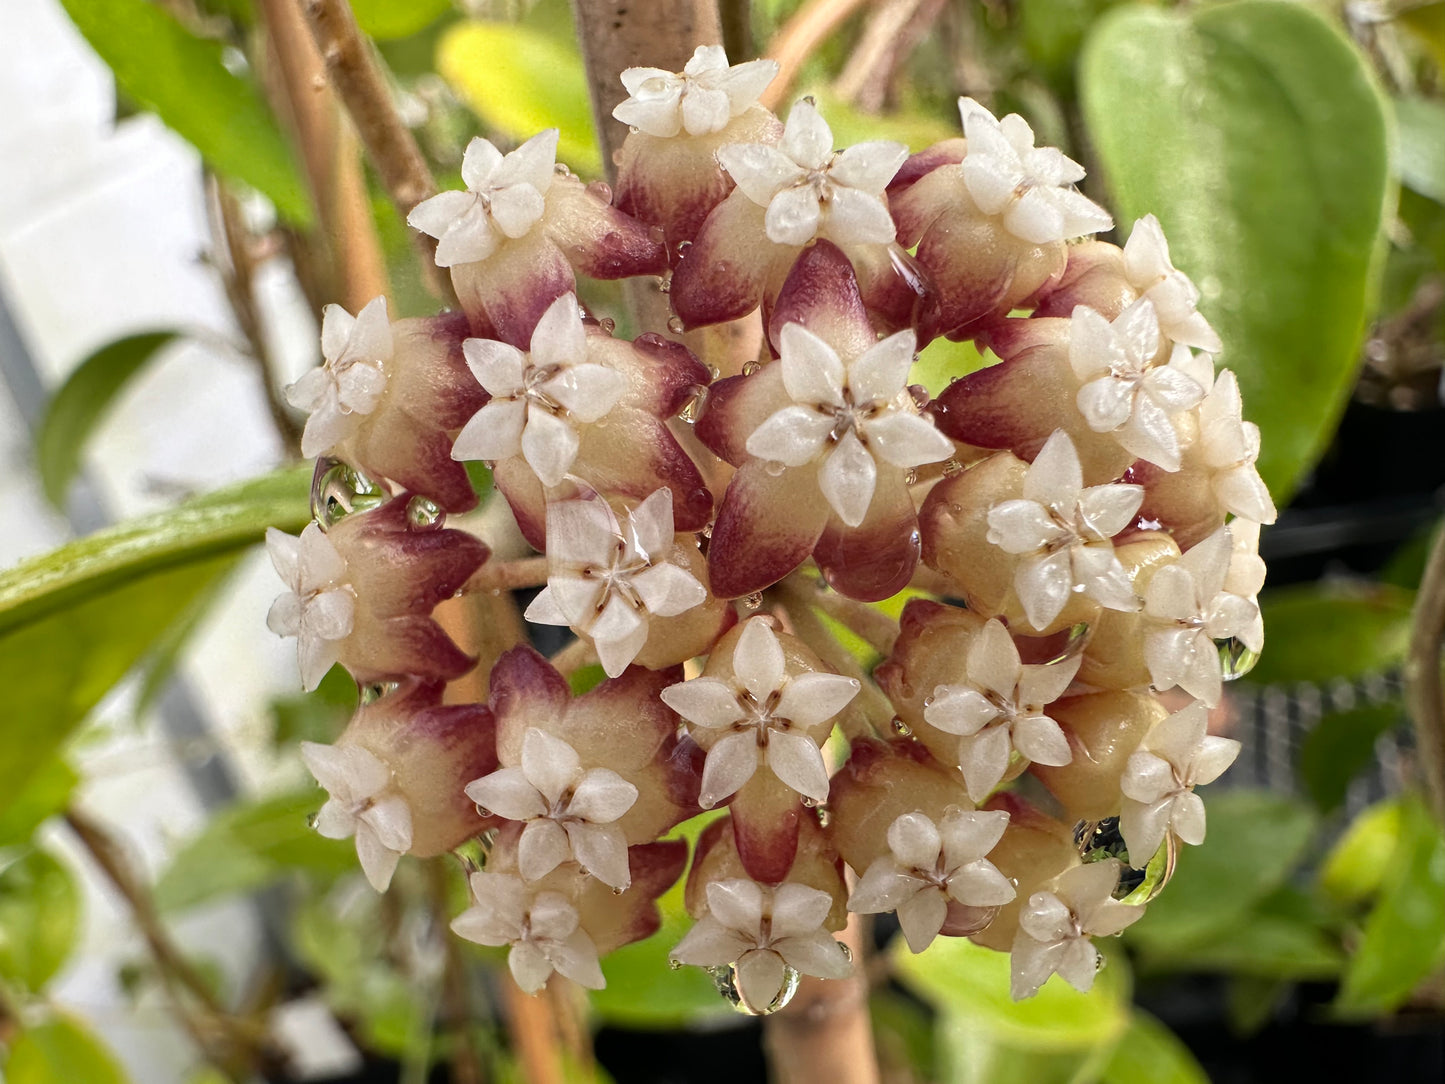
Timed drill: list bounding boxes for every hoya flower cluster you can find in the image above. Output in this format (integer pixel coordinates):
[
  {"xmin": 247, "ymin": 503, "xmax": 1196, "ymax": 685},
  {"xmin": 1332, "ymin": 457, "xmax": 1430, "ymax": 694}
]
[{"xmin": 268, "ymin": 46, "xmax": 1270, "ymax": 1009}]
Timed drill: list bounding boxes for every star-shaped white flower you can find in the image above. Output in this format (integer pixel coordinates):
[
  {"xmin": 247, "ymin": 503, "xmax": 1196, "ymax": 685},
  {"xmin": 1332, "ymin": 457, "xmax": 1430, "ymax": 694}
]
[
  {"xmin": 266, "ymin": 523, "xmax": 355, "ymax": 691},
  {"xmin": 848, "ymin": 809, "xmax": 1015, "ymax": 952},
  {"xmin": 745, "ymin": 323, "xmax": 953, "ymax": 527},
  {"xmin": 985, "ymin": 430, "xmax": 1144, "ymax": 629},
  {"xmin": 1121, "ymin": 215, "xmax": 1222, "ymax": 352},
  {"xmin": 1010, "ymin": 860, "xmax": 1144, "ymax": 1000},
  {"xmin": 1119, "ymin": 700, "xmax": 1240, "ymax": 861},
  {"xmin": 300, "ymin": 741, "xmax": 412, "ymax": 892},
  {"xmin": 660, "ymin": 618, "xmax": 860, "ymax": 807},
  {"xmin": 671, "ymin": 879, "xmax": 851, "ymax": 1012},
  {"xmin": 1225, "ymin": 518, "xmax": 1266, "ymax": 600},
  {"xmin": 451, "ymin": 872, "xmax": 605, "ymax": 993},
  {"xmin": 957, "ymin": 97, "xmax": 1113, "ymax": 244},
  {"xmin": 465, "ymin": 728, "xmax": 638, "ymax": 890},
  {"xmin": 451, "ymin": 293, "xmax": 627, "ymax": 487},
  {"xmin": 716, "ymin": 100, "xmax": 907, "ymax": 247},
  {"xmin": 1068, "ymin": 299, "xmax": 1213, "ymax": 471},
  {"xmin": 285, "ymin": 296, "xmax": 392, "ymax": 459},
  {"xmin": 923, "ymin": 619, "xmax": 1077, "ymax": 803},
  {"xmin": 613, "ymin": 45, "xmax": 779, "ymax": 138},
  {"xmin": 1196, "ymin": 370, "xmax": 1278, "ymax": 525},
  {"xmin": 407, "ymin": 130, "xmax": 558, "ymax": 267},
  {"xmin": 524, "ymin": 490, "xmax": 706, "ymax": 676},
  {"xmin": 1143, "ymin": 526, "xmax": 1263, "ymax": 707}
]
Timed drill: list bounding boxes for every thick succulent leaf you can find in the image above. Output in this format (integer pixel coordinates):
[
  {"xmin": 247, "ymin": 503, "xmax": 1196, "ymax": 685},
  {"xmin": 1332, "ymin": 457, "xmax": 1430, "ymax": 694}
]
[{"xmin": 1080, "ymin": 0, "xmax": 1391, "ymax": 501}]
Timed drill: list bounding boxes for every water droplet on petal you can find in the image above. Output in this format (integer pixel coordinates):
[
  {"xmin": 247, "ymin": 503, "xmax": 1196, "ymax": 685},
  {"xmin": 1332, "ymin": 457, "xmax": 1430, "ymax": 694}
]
[
  {"xmin": 763, "ymin": 459, "xmax": 787, "ymax": 477},
  {"xmin": 306, "ymin": 811, "xmax": 320, "ymax": 830},
  {"xmin": 554, "ymin": 162, "xmax": 573, "ymax": 176},
  {"xmin": 904, "ymin": 467, "xmax": 918, "ymax": 486},
  {"xmin": 816, "ymin": 805, "xmax": 831, "ymax": 827},
  {"xmin": 475, "ymin": 804, "xmax": 492, "ymax": 819},
  {"xmin": 668, "ymin": 316, "xmax": 686, "ymax": 333},
  {"xmin": 838, "ymin": 942, "xmax": 853, "ymax": 962},
  {"xmin": 406, "ymin": 494, "xmax": 444, "ymax": 529},
  {"xmin": 891, "ymin": 718, "xmax": 912, "ymax": 737},
  {"xmin": 1216, "ymin": 637, "xmax": 1260, "ymax": 681},
  {"xmin": 676, "ymin": 240, "xmax": 693, "ymax": 257},
  {"xmin": 599, "ymin": 317, "xmax": 616, "ymax": 334},
  {"xmin": 312, "ymin": 459, "xmax": 386, "ymax": 528},
  {"xmin": 1095, "ymin": 953, "xmax": 1108, "ymax": 972},
  {"xmin": 586, "ymin": 180, "xmax": 612, "ymax": 204},
  {"xmin": 669, "ymin": 958, "xmax": 683, "ymax": 971},
  {"xmin": 742, "ymin": 359, "xmax": 763, "ymax": 376},
  {"xmin": 923, "ymin": 695, "xmax": 935, "ymax": 709},
  {"xmin": 744, "ymin": 592, "xmax": 763, "ymax": 611},
  {"xmin": 709, "ymin": 962, "xmax": 800, "ymax": 1015},
  {"xmin": 361, "ymin": 681, "xmax": 400, "ymax": 705},
  {"xmin": 611, "ymin": 884, "xmax": 626, "ymax": 895},
  {"xmin": 801, "ymin": 796, "xmax": 818, "ymax": 808}
]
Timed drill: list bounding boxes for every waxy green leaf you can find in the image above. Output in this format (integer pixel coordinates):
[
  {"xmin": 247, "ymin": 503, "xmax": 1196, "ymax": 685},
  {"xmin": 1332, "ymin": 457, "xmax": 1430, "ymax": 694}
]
[{"xmin": 1080, "ymin": 0, "xmax": 1391, "ymax": 501}]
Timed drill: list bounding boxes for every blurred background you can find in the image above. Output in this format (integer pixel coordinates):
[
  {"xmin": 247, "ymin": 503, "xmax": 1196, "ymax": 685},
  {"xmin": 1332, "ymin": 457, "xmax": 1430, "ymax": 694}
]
[{"xmin": 0, "ymin": 0, "xmax": 1443, "ymax": 1081}]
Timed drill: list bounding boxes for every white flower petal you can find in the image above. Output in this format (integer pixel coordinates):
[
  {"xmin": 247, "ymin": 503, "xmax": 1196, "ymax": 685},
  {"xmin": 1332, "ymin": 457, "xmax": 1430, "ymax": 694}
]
[
  {"xmin": 765, "ymin": 729, "xmax": 830, "ymax": 802},
  {"xmin": 734, "ymin": 618, "xmax": 786, "ymax": 702},
  {"xmin": 866, "ymin": 411, "xmax": 955, "ymax": 469},
  {"xmin": 818, "ymin": 429, "xmax": 877, "ymax": 527},
  {"xmin": 521, "ymin": 409, "xmax": 581, "ymax": 487},
  {"xmin": 887, "ymin": 812, "xmax": 943, "ymax": 871},
  {"xmin": 355, "ymin": 823, "xmax": 402, "ymax": 892},
  {"xmin": 466, "ymin": 767, "xmax": 547, "ymax": 820},
  {"xmin": 518, "ymin": 818, "xmax": 573, "ymax": 882},
  {"xmin": 773, "ymin": 672, "xmax": 860, "ymax": 729},
  {"xmin": 567, "ymin": 769, "xmax": 639, "ymax": 824},
  {"xmin": 565, "ymin": 821, "xmax": 631, "ymax": 889},
  {"xmin": 630, "ymin": 561, "xmax": 707, "ymax": 618},
  {"xmin": 699, "ymin": 732, "xmax": 760, "ymax": 807},
  {"xmin": 746, "ymin": 406, "xmax": 834, "ymax": 466},
  {"xmin": 779, "ymin": 322, "xmax": 847, "ymax": 406},
  {"xmin": 662, "ymin": 678, "xmax": 746, "ymax": 729},
  {"xmin": 895, "ymin": 890, "xmax": 949, "ymax": 952},
  {"xmin": 522, "ymin": 728, "xmax": 582, "ymax": 804},
  {"xmin": 452, "ymin": 399, "xmax": 527, "ymax": 462}
]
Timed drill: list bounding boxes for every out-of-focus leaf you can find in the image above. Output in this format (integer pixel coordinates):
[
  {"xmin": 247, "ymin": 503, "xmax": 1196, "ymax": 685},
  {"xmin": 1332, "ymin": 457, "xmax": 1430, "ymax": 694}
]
[
  {"xmin": 1136, "ymin": 913, "xmax": 1343, "ymax": 980},
  {"xmin": 134, "ymin": 557, "xmax": 241, "ymax": 716},
  {"xmin": 937, "ymin": 1018, "xmax": 1116, "ymax": 1084},
  {"xmin": 1336, "ymin": 796, "xmax": 1445, "ymax": 1015},
  {"xmin": 1297, "ymin": 701, "xmax": 1404, "ymax": 812},
  {"xmin": 36, "ymin": 331, "xmax": 180, "ymax": 507},
  {"xmin": 1100, "ymin": 1012, "xmax": 1209, "ymax": 1084},
  {"xmin": 351, "ymin": 0, "xmax": 452, "ymax": 39},
  {"xmin": 800, "ymin": 90, "xmax": 958, "ymax": 152},
  {"xmin": 3, "ymin": 1013, "xmax": 130, "ymax": 1084},
  {"xmin": 590, "ymin": 813, "xmax": 731, "ymax": 1029},
  {"xmin": 57, "ymin": 0, "xmax": 311, "ymax": 223},
  {"xmin": 566, "ymin": 662, "xmax": 608, "ymax": 697},
  {"xmin": 292, "ymin": 887, "xmax": 428, "ymax": 1057},
  {"xmin": 1395, "ymin": 97, "xmax": 1445, "ymax": 204},
  {"xmin": 437, "ymin": 21, "xmax": 600, "ymax": 175},
  {"xmin": 0, "ymin": 850, "xmax": 82, "ymax": 992},
  {"xmin": 1399, "ymin": 1, "xmax": 1445, "ymax": 71},
  {"xmin": 0, "ymin": 759, "xmax": 79, "ymax": 847},
  {"xmin": 895, "ymin": 937, "xmax": 1130, "ymax": 1053},
  {"xmin": 0, "ymin": 466, "xmax": 313, "ymax": 798},
  {"xmin": 1080, "ymin": 0, "xmax": 1391, "ymax": 501},
  {"xmin": 1019, "ymin": 0, "xmax": 1123, "ymax": 87},
  {"xmin": 871, "ymin": 990, "xmax": 939, "ymax": 1081},
  {"xmin": 1381, "ymin": 520, "xmax": 1440, "ymax": 589},
  {"xmin": 1319, "ymin": 799, "xmax": 1403, "ymax": 904},
  {"xmin": 1225, "ymin": 974, "xmax": 1288, "ymax": 1035},
  {"xmin": 155, "ymin": 789, "xmax": 356, "ymax": 913},
  {"xmin": 270, "ymin": 664, "xmax": 359, "ymax": 748},
  {"xmin": 1126, "ymin": 791, "xmax": 1316, "ymax": 950},
  {"xmin": 914, "ymin": 336, "xmax": 994, "ymax": 398},
  {"xmin": 1245, "ymin": 582, "xmax": 1414, "ymax": 685}
]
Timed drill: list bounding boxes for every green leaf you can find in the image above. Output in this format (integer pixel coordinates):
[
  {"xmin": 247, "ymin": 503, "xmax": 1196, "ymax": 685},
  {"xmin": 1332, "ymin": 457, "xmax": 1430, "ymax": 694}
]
[
  {"xmin": 0, "ymin": 850, "xmax": 82, "ymax": 993},
  {"xmin": 1395, "ymin": 97, "xmax": 1445, "ymax": 204},
  {"xmin": 155, "ymin": 788, "xmax": 355, "ymax": 913},
  {"xmin": 133, "ymin": 561, "xmax": 242, "ymax": 716},
  {"xmin": 437, "ymin": 21, "xmax": 600, "ymax": 175},
  {"xmin": 3, "ymin": 1013, "xmax": 130, "ymax": 1084},
  {"xmin": 914, "ymin": 336, "xmax": 995, "ymax": 398},
  {"xmin": 1080, "ymin": 0, "xmax": 1391, "ymax": 501},
  {"xmin": 1245, "ymin": 582, "xmax": 1415, "ymax": 686},
  {"xmin": 1127, "ymin": 791, "xmax": 1317, "ymax": 950},
  {"xmin": 1225, "ymin": 974, "xmax": 1288, "ymax": 1035},
  {"xmin": 895, "ymin": 937, "xmax": 1130, "ymax": 1053},
  {"xmin": 0, "ymin": 759, "xmax": 79, "ymax": 848},
  {"xmin": 1100, "ymin": 1012, "xmax": 1209, "ymax": 1084},
  {"xmin": 1297, "ymin": 701, "xmax": 1404, "ymax": 812},
  {"xmin": 1319, "ymin": 799, "xmax": 1403, "ymax": 904},
  {"xmin": 1400, "ymin": 1, "xmax": 1445, "ymax": 72},
  {"xmin": 937, "ymin": 1019, "xmax": 1116, "ymax": 1084},
  {"xmin": 0, "ymin": 466, "xmax": 313, "ymax": 799},
  {"xmin": 1136, "ymin": 913, "xmax": 1343, "ymax": 980},
  {"xmin": 1336, "ymin": 796, "xmax": 1445, "ymax": 1015},
  {"xmin": 270, "ymin": 664, "xmax": 359, "ymax": 748},
  {"xmin": 36, "ymin": 331, "xmax": 180, "ymax": 507},
  {"xmin": 57, "ymin": 0, "xmax": 311, "ymax": 223},
  {"xmin": 590, "ymin": 813, "xmax": 732, "ymax": 1029},
  {"xmin": 351, "ymin": 0, "xmax": 453, "ymax": 40}
]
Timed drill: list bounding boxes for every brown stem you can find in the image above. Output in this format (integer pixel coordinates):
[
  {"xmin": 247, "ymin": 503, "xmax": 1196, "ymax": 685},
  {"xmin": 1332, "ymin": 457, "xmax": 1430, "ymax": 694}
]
[
  {"xmin": 759, "ymin": 0, "xmax": 870, "ymax": 111},
  {"xmin": 299, "ymin": 0, "xmax": 455, "ymax": 300},
  {"xmin": 501, "ymin": 976, "xmax": 565, "ymax": 1084},
  {"xmin": 831, "ymin": 0, "xmax": 940, "ymax": 112},
  {"xmin": 571, "ymin": 0, "xmax": 724, "ymax": 185},
  {"xmin": 428, "ymin": 862, "xmax": 486, "ymax": 1084},
  {"xmin": 1406, "ymin": 524, "xmax": 1445, "ymax": 824},
  {"xmin": 209, "ymin": 180, "xmax": 303, "ymax": 451},
  {"xmin": 64, "ymin": 808, "xmax": 281, "ymax": 1079},
  {"xmin": 764, "ymin": 912, "xmax": 880, "ymax": 1084},
  {"xmin": 258, "ymin": 0, "xmax": 390, "ymax": 311}
]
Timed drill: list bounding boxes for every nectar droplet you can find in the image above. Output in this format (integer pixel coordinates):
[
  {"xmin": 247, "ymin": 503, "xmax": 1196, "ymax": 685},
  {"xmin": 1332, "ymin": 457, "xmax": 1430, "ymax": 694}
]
[
  {"xmin": 763, "ymin": 460, "xmax": 787, "ymax": 477},
  {"xmin": 311, "ymin": 459, "xmax": 386, "ymax": 528},
  {"xmin": 667, "ymin": 316, "xmax": 685, "ymax": 333},
  {"xmin": 743, "ymin": 592, "xmax": 763, "ymax": 611},
  {"xmin": 891, "ymin": 718, "xmax": 912, "ymax": 737},
  {"xmin": 708, "ymin": 962, "xmax": 800, "ymax": 1015},
  {"xmin": 306, "ymin": 811, "xmax": 320, "ymax": 830},
  {"xmin": 904, "ymin": 468, "xmax": 918, "ymax": 486},
  {"xmin": 406, "ymin": 494, "xmax": 443, "ymax": 530},
  {"xmin": 1216, "ymin": 637, "xmax": 1260, "ymax": 681},
  {"xmin": 742, "ymin": 359, "xmax": 763, "ymax": 376}
]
